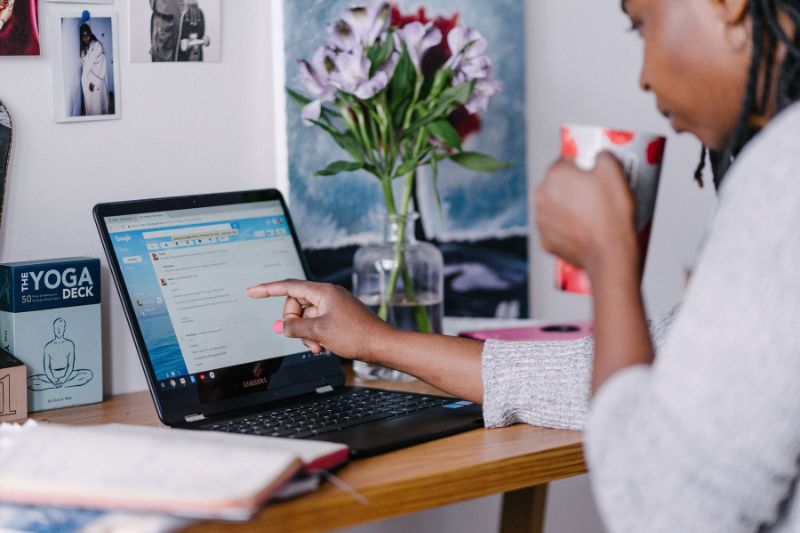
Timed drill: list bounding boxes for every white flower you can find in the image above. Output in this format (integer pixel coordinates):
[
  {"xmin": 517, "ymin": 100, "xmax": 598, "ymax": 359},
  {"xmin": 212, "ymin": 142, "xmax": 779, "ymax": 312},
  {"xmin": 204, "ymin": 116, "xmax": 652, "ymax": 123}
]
[
  {"xmin": 330, "ymin": 1, "xmax": 391, "ymax": 52},
  {"xmin": 297, "ymin": 46, "xmax": 337, "ymax": 124},
  {"xmin": 445, "ymin": 27, "xmax": 488, "ymax": 74},
  {"xmin": 329, "ymin": 19, "xmax": 359, "ymax": 52},
  {"xmin": 329, "ymin": 45, "xmax": 399, "ymax": 100},
  {"xmin": 465, "ymin": 78, "xmax": 503, "ymax": 114},
  {"xmin": 444, "ymin": 26, "xmax": 502, "ymax": 113},
  {"xmin": 454, "ymin": 54, "xmax": 491, "ymax": 85},
  {"xmin": 395, "ymin": 21, "xmax": 442, "ymax": 72}
]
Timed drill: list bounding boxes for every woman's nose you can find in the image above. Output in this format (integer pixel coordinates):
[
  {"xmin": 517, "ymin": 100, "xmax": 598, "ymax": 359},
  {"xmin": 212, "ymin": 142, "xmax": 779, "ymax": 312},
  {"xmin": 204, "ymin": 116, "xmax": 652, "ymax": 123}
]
[{"xmin": 639, "ymin": 69, "xmax": 651, "ymax": 92}]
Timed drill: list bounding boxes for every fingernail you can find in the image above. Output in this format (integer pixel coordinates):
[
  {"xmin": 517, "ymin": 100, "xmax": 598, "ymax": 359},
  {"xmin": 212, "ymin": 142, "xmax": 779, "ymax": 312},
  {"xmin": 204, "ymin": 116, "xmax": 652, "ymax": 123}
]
[{"xmin": 272, "ymin": 320, "xmax": 284, "ymax": 334}]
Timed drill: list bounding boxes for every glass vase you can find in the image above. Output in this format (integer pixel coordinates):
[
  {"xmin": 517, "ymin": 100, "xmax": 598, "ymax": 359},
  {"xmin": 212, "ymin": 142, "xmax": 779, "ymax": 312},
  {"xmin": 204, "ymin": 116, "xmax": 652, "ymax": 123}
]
[{"xmin": 352, "ymin": 213, "xmax": 443, "ymax": 381}]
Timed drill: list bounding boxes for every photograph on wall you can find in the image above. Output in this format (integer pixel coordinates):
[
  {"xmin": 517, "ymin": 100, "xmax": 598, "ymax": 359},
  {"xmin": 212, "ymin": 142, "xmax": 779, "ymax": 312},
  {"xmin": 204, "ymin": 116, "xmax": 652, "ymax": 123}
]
[
  {"xmin": 129, "ymin": 0, "xmax": 221, "ymax": 63},
  {"xmin": 282, "ymin": 0, "xmax": 528, "ymax": 318},
  {"xmin": 0, "ymin": 0, "xmax": 40, "ymax": 56},
  {"xmin": 51, "ymin": 12, "xmax": 120, "ymax": 122}
]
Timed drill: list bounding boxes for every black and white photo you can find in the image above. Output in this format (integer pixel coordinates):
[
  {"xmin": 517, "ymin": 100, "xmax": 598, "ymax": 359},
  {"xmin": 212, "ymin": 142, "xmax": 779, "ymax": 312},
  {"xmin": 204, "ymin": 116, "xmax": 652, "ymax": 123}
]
[{"xmin": 129, "ymin": 0, "xmax": 221, "ymax": 63}]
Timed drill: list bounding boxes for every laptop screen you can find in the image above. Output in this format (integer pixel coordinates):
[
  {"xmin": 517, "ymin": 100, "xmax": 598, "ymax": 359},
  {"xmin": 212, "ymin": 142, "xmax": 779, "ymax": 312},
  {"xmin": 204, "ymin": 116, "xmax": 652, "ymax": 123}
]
[{"xmin": 101, "ymin": 196, "xmax": 342, "ymax": 421}]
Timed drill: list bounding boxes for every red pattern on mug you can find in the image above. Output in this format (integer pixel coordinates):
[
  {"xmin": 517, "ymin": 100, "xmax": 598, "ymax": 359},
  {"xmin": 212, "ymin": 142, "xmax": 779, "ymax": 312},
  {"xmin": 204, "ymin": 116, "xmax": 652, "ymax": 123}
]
[
  {"xmin": 647, "ymin": 137, "xmax": 666, "ymax": 165},
  {"xmin": 603, "ymin": 129, "xmax": 635, "ymax": 145},
  {"xmin": 561, "ymin": 127, "xmax": 578, "ymax": 159}
]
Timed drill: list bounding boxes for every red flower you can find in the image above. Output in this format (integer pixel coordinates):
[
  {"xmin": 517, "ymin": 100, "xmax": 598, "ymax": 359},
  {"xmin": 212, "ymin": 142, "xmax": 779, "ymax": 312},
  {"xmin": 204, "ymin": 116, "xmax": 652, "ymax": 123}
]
[
  {"xmin": 449, "ymin": 107, "xmax": 481, "ymax": 140},
  {"xmin": 391, "ymin": 4, "xmax": 480, "ymax": 142},
  {"xmin": 390, "ymin": 5, "xmax": 427, "ymax": 27}
]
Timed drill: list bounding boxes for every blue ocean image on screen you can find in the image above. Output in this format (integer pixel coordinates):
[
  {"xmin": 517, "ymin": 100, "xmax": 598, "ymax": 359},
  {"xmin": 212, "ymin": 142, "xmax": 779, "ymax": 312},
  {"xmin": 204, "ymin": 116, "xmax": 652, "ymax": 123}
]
[{"xmin": 137, "ymin": 313, "xmax": 185, "ymax": 380}]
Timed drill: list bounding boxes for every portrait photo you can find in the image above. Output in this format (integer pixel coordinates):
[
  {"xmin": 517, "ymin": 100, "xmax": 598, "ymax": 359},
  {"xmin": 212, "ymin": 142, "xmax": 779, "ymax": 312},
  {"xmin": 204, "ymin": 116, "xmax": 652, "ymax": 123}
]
[
  {"xmin": 0, "ymin": 0, "xmax": 41, "ymax": 56},
  {"xmin": 51, "ymin": 12, "xmax": 120, "ymax": 122},
  {"xmin": 129, "ymin": 0, "xmax": 221, "ymax": 63}
]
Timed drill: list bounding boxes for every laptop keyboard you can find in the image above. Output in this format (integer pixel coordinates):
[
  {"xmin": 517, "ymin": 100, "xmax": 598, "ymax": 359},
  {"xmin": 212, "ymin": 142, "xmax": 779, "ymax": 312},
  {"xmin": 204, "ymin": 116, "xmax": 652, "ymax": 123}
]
[{"xmin": 201, "ymin": 388, "xmax": 452, "ymax": 439}]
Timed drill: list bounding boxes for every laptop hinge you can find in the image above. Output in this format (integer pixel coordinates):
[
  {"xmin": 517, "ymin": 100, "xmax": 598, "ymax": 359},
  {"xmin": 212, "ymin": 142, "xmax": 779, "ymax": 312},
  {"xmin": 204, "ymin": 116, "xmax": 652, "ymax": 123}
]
[
  {"xmin": 315, "ymin": 385, "xmax": 334, "ymax": 394},
  {"xmin": 185, "ymin": 413, "xmax": 206, "ymax": 423}
]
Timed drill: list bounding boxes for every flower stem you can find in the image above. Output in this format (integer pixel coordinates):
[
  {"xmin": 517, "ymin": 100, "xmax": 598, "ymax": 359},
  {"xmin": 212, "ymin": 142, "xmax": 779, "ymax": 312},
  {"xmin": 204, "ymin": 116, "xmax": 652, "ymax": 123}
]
[{"xmin": 376, "ymin": 170, "xmax": 432, "ymax": 333}]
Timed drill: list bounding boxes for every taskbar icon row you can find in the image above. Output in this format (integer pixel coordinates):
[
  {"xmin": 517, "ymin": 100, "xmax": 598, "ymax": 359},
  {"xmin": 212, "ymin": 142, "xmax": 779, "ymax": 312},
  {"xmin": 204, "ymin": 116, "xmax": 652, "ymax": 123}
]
[{"xmin": 159, "ymin": 371, "xmax": 216, "ymax": 389}]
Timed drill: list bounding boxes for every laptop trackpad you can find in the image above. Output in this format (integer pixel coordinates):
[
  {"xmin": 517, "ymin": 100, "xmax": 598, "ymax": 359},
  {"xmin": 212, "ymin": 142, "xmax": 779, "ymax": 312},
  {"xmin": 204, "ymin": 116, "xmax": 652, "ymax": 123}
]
[{"xmin": 311, "ymin": 405, "xmax": 483, "ymax": 458}]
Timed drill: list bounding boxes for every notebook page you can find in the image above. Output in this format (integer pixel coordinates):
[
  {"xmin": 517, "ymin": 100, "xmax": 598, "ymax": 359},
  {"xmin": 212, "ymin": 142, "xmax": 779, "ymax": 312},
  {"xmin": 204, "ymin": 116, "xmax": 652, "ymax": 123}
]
[
  {"xmin": 145, "ymin": 425, "xmax": 349, "ymax": 467},
  {"xmin": 0, "ymin": 424, "xmax": 300, "ymax": 516}
]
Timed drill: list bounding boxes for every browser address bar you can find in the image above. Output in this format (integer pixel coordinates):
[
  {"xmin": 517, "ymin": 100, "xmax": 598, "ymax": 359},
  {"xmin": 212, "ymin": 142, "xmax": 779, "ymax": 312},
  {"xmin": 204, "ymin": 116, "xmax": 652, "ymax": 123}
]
[{"xmin": 142, "ymin": 223, "xmax": 235, "ymax": 240}]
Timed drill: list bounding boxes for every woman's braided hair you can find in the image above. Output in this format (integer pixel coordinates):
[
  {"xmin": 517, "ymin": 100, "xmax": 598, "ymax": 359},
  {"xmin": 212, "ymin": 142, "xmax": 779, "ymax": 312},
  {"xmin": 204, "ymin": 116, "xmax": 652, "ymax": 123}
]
[{"xmin": 696, "ymin": 0, "xmax": 800, "ymax": 188}]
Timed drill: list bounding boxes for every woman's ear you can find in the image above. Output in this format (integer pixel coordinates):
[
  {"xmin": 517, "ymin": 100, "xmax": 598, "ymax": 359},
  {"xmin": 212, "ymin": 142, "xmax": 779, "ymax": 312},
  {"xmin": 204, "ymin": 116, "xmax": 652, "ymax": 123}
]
[
  {"xmin": 715, "ymin": 0, "xmax": 750, "ymax": 52},
  {"xmin": 717, "ymin": 0, "xmax": 749, "ymax": 24}
]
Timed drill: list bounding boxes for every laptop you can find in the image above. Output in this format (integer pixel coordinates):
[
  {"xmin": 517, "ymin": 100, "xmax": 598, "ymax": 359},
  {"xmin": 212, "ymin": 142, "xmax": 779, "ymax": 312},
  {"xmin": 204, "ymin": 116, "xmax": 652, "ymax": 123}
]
[{"xmin": 93, "ymin": 189, "xmax": 483, "ymax": 458}]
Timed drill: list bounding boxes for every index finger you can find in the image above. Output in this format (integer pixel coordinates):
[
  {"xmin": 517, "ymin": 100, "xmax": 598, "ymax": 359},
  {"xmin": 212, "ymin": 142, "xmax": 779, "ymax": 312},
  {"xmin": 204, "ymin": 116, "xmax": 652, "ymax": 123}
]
[{"xmin": 246, "ymin": 278, "xmax": 324, "ymax": 306}]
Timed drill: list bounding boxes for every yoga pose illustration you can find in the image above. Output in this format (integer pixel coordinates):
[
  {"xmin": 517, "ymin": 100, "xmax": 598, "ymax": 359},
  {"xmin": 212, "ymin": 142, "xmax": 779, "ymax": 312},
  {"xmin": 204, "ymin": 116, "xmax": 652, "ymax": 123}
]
[{"xmin": 27, "ymin": 318, "xmax": 93, "ymax": 391}]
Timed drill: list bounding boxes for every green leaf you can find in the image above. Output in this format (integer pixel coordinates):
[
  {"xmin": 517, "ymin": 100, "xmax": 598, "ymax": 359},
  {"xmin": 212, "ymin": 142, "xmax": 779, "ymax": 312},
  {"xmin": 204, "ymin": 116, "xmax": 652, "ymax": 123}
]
[
  {"xmin": 389, "ymin": 49, "xmax": 416, "ymax": 111},
  {"xmin": 314, "ymin": 160, "xmax": 365, "ymax": 176},
  {"xmin": 286, "ymin": 87, "xmax": 311, "ymax": 106},
  {"xmin": 449, "ymin": 152, "xmax": 511, "ymax": 173},
  {"xmin": 401, "ymin": 108, "xmax": 446, "ymax": 140},
  {"xmin": 431, "ymin": 153, "xmax": 443, "ymax": 214},
  {"xmin": 426, "ymin": 119, "xmax": 462, "ymax": 150},
  {"xmin": 400, "ymin": 82, "xmax": 475, "ymax": 141},
  {"xmin": 438, "ymin": 81, "xmax": 474, "ymax": 107},
  {"xmin": 392, "ymin": 100, "xmax": 409, "ymax": 129},
  {"xmin": 367, "ymin": 34, "xmax": 396, "ymax": 77},
  {"xmin": 309, "ymin": 119, "xmax": 365, "ymax": 161},
  {"xmin": 333, "ymin": 134, "xmax": 365, "ymax": 161},
  {"xmin": 395, "ymin": 158, "xmax": 419, "ymax": 178}
]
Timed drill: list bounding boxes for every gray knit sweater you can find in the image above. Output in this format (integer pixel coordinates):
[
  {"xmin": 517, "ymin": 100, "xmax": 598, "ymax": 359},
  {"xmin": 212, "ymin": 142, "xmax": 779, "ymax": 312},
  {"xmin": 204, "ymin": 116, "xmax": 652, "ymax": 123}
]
[{"xmin": 481, "ymin": 103, "xmax": 800, "ymax": 532}]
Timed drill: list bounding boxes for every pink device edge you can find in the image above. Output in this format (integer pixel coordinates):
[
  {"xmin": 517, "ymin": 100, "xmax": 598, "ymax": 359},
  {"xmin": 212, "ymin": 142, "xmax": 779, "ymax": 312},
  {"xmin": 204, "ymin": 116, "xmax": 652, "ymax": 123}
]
[{"xmin": 458, "ymin": 321, "xmax": 593, "ymax": 342}]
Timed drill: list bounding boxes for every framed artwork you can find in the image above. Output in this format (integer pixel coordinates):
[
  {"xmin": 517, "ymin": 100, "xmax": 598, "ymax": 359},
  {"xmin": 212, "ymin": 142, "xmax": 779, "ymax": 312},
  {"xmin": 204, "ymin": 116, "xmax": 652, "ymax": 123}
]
[
  {"xmin": 0, "ymin": 0, "xmax": 40, "ymax": 56},
  {"xmin": 50, "ymin": 12, "xmax": 120, "ymax": 122},
  {"xmin": 129, "ymin": 0, "xmax": 221, "ymax": 63},
  {"xmin": 0, "ymin": 100, "xmax": 11, "ymax": 228},
  {"xmin": 280, "ymin": 0, "xmax": 529, "ymax": 318}
]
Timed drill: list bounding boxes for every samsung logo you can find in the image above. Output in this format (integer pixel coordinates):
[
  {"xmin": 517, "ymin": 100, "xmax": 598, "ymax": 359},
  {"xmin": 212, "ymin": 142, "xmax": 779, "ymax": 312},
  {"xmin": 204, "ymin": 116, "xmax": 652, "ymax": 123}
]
[{"xmin": 242, "ymin": 378, "xmax": 268, "ymax": 389}]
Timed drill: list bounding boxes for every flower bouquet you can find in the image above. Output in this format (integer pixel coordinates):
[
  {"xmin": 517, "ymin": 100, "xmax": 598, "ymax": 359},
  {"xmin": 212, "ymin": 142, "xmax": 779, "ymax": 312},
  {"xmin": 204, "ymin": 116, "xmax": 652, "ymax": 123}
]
[{"xmin": 288, "ymin": 1, "xmax": 506, "ymax": 333}]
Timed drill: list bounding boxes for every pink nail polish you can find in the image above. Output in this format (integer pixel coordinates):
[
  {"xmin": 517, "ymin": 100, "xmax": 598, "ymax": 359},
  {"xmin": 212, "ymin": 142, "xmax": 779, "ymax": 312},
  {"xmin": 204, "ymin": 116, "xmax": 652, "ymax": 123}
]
[{"xmin": 272, "ymin": 320, "xmax": 284, "ymax": 334}]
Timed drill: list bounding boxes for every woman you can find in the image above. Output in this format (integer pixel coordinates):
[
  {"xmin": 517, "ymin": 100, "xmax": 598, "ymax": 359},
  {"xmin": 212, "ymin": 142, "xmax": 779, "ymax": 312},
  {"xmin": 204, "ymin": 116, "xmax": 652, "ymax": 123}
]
[
  {"xmin": 249, "ymin": 0, "xmax": 800, "ymax": 530},
  {"xmin": 79, "ymin": 23, "xmax": 109, "ymax": 116}
]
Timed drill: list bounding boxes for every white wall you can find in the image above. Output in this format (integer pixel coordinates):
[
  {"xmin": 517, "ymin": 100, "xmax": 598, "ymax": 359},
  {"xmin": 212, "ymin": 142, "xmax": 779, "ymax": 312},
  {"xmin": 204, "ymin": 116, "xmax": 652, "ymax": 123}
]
[
  {"xmin": 0, "ymin": 0, "xmax": 277, "ymax": 395},
  {"xmin": 0, "ymin": 1, "xmax": 717, "ymax": 532}
]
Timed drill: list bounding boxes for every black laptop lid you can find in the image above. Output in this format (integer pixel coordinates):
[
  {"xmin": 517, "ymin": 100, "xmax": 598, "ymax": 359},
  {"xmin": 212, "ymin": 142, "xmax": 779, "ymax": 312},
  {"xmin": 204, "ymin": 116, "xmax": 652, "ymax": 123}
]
[{"xmin": 94, "ymin": 190, "xmax": 344, "ymax": 426}]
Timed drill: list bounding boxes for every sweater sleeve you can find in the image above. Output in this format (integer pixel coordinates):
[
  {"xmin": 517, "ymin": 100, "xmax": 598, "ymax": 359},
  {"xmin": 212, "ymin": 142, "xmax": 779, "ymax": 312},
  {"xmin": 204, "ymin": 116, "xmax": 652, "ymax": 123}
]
[
  {"xmin": 481, "ymin": 306, "xmax": 678, "ymax": 429},
  {"xmin": 585, "ymin": 105, "xmax": 800, "ymax": 533}
]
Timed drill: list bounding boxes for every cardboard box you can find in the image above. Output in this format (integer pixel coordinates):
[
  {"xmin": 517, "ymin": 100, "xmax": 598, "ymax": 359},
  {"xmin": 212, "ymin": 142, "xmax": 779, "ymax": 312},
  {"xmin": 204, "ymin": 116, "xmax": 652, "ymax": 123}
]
[
  {"xmin": 0, "ymin": 348, "xmax": 27, "ymax": 422},
  {"xmin": 0, "ymin": 258, "xmax": 102, "ymax": 412}
]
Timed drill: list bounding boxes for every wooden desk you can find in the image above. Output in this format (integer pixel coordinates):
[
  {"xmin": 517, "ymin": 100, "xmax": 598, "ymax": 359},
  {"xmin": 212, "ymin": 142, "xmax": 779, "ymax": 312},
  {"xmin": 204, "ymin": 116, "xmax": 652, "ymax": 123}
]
[{"xmin": 32, "ymin": 372, "xmax": 585, "ymax": 533}]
